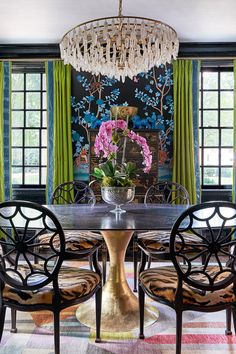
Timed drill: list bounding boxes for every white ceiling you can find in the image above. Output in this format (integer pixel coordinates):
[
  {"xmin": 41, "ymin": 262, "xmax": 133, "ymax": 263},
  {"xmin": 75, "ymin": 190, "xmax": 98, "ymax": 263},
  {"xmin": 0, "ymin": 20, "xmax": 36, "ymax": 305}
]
[{"xmin": 1, "ymin": 0, "xmax": 236, "ymax": 44}]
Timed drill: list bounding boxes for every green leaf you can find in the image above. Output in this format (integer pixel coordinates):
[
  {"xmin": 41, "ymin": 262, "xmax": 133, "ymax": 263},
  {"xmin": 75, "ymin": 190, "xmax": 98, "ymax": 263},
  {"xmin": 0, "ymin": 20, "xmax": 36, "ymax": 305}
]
[
  {"xmin": 91, "ymin": 167, "xmax": 105, "ymax": 180},
  {"xmin": 115, "ymin": 177, "xmax": 133, "ymax": 187},
  {"xmin": 99, "ymin": 161, "xmax": 115, "ymax": 177},
  {"xmin": 123, "ymin": 162, "xmax": 137, "ymax": 179}
]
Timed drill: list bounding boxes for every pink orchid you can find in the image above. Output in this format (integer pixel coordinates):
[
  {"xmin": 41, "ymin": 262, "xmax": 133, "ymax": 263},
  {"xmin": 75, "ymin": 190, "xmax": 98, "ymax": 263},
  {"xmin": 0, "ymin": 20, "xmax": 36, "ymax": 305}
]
[
  {"xmin": 115, "ymin": 119, "xmax": 127, "ymax": 130},
  {"xmin": 94, "ymin": 120, "xmax": 152, "ymax": 174}
]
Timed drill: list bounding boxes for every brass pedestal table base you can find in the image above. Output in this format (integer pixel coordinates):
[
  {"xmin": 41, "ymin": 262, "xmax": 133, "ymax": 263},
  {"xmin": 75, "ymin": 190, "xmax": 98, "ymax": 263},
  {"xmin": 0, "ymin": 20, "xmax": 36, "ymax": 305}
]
[{"xmin": 76, "ymin": 230, "xmax": 158, "ymax": 332}]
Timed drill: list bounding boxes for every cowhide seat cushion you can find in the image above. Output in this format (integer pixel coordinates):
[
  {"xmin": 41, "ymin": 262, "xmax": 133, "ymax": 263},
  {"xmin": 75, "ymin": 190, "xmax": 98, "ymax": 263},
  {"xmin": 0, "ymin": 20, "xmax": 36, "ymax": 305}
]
[
  {"xmin": 38, "ymin": 230, "xmax": 102, "ymax": 253},
  {"xmin": 140, "ymin": 266, "xmax": 235, "ymax": 307},
  {"xmin": 138, "ymin": 230, "xmax": 202, "ymax": 253},
  {"xmin": 3, "ymin": 264, "xmax": 100, "ymax": 305}
]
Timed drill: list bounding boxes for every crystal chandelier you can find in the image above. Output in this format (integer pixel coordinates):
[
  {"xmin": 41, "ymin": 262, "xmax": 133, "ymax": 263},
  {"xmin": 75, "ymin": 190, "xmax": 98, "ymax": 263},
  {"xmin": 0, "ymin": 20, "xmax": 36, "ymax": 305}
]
[{"xmin": 60, "ymin": 0, "xmax": 179, "ymax": 82}]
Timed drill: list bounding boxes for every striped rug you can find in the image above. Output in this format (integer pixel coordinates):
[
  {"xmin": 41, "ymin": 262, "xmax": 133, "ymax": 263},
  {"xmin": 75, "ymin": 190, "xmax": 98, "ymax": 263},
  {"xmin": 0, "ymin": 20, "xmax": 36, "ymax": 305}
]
[{"xmin": 1, "ymin": 262, "xmax": 236, "ymax": 354}]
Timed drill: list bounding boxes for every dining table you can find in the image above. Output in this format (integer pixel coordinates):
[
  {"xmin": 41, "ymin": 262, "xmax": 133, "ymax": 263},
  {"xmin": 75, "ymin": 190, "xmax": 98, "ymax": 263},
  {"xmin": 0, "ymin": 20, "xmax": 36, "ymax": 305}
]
[{"xmin": 43, "ymin": 203, "xmax": 188, "ymax": 332}]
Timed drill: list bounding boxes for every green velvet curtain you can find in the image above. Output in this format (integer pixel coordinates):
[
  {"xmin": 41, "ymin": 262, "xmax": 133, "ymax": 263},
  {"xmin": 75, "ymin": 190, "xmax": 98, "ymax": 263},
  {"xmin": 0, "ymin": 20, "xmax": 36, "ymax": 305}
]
[
  {"xmin": 53, "ymin": 61, "xmax": 73, "ymax": 188},
  {"xmin": 172, "ymin": 60, "xmax": 197, "ymax": 204},
  {"xmin": 46, "ymin": 61, "xmax": 73, "ymax": 203},
  {"xmin": 233, "ymin": 60, "xmax": 236, "ymax": 202}
]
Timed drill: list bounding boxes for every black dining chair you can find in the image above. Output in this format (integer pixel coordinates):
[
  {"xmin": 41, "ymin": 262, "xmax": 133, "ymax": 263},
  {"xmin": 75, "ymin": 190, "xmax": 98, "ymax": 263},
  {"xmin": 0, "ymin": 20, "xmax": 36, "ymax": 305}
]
[
  {"xmin": 0, "ymin": 200, "xmax": 102, "ymax": 354},
  {"xmin": 37, "ymin": 181, "xmax": 107, "ymax": 283},
  {"xmin": 139, "ymin": 201, "xmax": 236, "ymax": 354},
  {"xmin": 133, "ymin": 181, "xmax": 190, "ymax": 291}
]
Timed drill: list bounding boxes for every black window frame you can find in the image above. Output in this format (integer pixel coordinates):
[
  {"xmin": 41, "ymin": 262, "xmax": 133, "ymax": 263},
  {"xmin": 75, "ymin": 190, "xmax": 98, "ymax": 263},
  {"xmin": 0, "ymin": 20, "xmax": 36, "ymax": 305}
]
[
  {"xmin": 11, "ymin": 62, "xmax": 47, "ymax": 189},
  {"xmin": 199, "ymin": 65, "xmax": 234, "ymax": 190}
]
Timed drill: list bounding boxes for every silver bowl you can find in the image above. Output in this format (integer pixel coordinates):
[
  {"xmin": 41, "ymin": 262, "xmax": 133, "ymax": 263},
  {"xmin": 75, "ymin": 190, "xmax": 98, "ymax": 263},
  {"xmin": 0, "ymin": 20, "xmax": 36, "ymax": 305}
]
[{"xmin": 101, "ymin": 186, "xmax": 135, "ymax": 214}]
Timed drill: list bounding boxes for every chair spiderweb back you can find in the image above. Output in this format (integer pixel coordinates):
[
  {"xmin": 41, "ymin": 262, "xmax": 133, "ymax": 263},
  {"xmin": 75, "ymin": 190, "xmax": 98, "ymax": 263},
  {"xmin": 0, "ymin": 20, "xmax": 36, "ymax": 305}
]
[
  {"xmin": 0, "ymin": 201, "xmax": 65, "ymax": 291},
  {"xmin": 145, "ymin": 181, "xmax": 189, "ymax": 205},
  {"xmin": 52, "ymin": 181, "xmax": 96, "ymax": 205},
  {"xmin": 170, "ymin": 201, "xmax": 236, "ymax": 292}
]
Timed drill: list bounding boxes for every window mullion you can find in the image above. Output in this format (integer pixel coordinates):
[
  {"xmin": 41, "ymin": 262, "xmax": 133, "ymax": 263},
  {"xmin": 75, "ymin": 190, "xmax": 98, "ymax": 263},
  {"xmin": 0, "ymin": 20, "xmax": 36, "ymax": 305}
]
[
  {"xmin": 200, "ymin": 70, "xmax": 204, "ymax": 187},
  {"xmin": 11, "ymin": 67, "xmax": 46, "ymax": 188},
  {"xmin": 22, "ymin": 73, "xmax": 26, "ymax": 185},
  {"xmin": 39, "ymin": 73, "xmax": 42, "ymax": 185},
  {"xmin": 218, "ymin": 70, "xmax": 221, "ymax": 186},
  {"xmin": 200, "ymin": 65, "xmax": 233, "ymax": 189}
]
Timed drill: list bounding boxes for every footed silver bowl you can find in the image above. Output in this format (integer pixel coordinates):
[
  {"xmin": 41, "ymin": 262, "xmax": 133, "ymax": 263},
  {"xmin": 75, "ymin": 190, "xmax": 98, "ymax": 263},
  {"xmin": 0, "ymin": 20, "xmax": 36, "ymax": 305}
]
[{"xmin": 101, "ymin": 186, "xmax": 135, "ymax": 214}]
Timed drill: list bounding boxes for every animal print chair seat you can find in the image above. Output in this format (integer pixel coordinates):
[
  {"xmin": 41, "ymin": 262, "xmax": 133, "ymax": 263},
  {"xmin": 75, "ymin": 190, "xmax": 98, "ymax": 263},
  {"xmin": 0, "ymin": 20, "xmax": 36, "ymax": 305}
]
[
  {"xmin": 38, "ymin": 230, "xmax": 102, "ymax": 253},
  {"xmin": 140, "ymin": 265, "xmax": 235, "ymax": 307},
  {"xmin": 138, "ymin": 230, "xmax": 203, "ymax": 253},
  {"xmin": 3, "ymin": 264, "xmax": 100, "ymax": 305}
]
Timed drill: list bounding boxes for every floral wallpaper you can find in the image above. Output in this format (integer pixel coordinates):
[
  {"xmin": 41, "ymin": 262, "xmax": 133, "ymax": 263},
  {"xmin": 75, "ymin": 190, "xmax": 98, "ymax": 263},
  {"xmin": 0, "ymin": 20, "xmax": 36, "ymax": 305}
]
[{"xmin": 71, "ymin": 64, "xmax": 174, "ymax": 182}]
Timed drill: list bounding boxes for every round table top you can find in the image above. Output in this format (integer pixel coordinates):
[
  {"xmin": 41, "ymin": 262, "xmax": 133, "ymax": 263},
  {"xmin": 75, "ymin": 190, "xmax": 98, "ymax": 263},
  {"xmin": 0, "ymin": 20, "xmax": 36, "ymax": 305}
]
[
  {"xmin": 1, "ymin": 203, "xmax": 236, "ymax": 231},
  {"xmin": 45, "ymin": 203, "xmax": 188, "ymax": 231}
]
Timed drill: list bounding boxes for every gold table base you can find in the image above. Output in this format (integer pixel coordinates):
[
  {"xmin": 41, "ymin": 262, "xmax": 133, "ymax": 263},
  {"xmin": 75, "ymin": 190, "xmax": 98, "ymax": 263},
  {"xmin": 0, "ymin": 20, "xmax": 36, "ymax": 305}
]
[{"xmin": 76, "ymin": 230, "xmax": 158, "ymax": 332}]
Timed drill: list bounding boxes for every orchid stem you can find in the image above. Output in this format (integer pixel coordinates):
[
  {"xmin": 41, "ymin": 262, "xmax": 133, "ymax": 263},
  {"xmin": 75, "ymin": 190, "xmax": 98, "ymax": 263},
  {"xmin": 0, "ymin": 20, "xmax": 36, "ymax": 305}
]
[{"xmin": 121, "ymin": 114, "xmax": 129, "ymax": 172}]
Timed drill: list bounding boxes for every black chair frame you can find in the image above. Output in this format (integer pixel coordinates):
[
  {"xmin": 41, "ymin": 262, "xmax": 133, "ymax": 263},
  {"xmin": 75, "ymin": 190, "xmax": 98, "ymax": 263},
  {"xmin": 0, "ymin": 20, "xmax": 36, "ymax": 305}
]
[
  {"xmin": 133, "ymin": 181, "xmax": 190, "ymax": 291},
  {"xmin": 48, "ymin": 181, "xmax": 106, "ymax": 282},
  {"xmin": 139, "ymin": 201, "xmax": 236, "ymax": 354},
  {"xmin": 52, "ymin": 180, "xmax": 96, "ymax": 205},
  {"xmin": 0, "ymin": 200, "xmax": 102, "ymax": 354}
]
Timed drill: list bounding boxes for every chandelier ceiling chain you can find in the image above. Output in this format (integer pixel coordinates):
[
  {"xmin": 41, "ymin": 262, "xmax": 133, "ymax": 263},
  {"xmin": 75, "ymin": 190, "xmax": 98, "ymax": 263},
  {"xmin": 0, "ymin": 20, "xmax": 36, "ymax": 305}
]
[
  {"xmin": 60, "ymin": 0, "xmax": 179, "ymax": 82},
  {"xmin": 118, "ymin": 0, "xmax": 123, "ymax": 17}
]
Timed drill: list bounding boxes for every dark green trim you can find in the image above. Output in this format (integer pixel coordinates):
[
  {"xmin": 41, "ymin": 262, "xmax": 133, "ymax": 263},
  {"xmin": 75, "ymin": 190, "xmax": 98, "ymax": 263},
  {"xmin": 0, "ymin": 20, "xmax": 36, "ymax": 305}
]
[
  {"xmin": 179, "ymin": 42, "xmax": 236, "ymax": 58},
  {"xmin": 0, "ymin": 42, "xmax": 236, "ymax": 59},
  {"xmin": 0, "ymin": 44, "xmax": 60, "ymax": 59}
]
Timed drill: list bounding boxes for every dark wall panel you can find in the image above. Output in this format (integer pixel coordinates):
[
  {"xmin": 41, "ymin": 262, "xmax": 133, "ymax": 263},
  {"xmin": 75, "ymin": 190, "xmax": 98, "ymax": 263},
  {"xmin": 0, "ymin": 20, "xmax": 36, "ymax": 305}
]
[{"xmin": 71, "ymin": 65, "xmax": 174, "ymax": 182}]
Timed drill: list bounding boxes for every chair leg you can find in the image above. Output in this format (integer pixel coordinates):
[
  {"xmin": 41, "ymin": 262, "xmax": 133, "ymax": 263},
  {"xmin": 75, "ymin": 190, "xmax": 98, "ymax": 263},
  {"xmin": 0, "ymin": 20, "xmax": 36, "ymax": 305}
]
[
  {"xmin": 225, "ymin": 308, "xmax": 232, "ymax": 335},
  {"xmin": 95, "ymin": 286, "xmax": 102, "ymax": 343},
  {"xmin": 201, "ymin": 253, "xmax": 206, "ymax": 265},
  {"xmin": 232, "ymin": 306, "xmax": 236, "ymax": 335},
  {"xmin": 102, "ymin": 243, "xmax": 107, "ymax": 285},
  {"xmin": 133, "ymin": 233, "xmax": 138, "ymax": 292},
  {"xmin": 0, "ymin": 306, "xmax": 6, "ymax": 341},
  {"xmin": 138, "ymin": 251, "xmax": 147, "ymax": 274},
  {"xmin": 10, "ymin": 309, "xmax": 17, "ymax": 333},
  {"xmin": 89, "ymin": 254, "xmax": 93, "ymax": 271},
  {"xmin": 54, "ymin": 310, "xmax": 60, "ymax": 354},
  {"xmin": 92, "ymin": 250, "xmax": 102, "ymax": 277},
  {"xmin": 139, "ymin": 284, "xmax": 145, "ymax": 339},
  {"xmin": 176, "ymin": 310, "xmax": 183, "ymax": 354},
  {"xmin": 147, "ymin": 256, "xmax": 152, "ymax": 269}
]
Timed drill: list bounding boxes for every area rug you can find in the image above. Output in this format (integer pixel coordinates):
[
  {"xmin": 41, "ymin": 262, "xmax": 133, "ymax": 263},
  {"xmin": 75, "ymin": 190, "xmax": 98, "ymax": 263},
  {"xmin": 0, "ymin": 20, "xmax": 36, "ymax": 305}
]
[{"xmin": 1, "ymin": 262, "xmax": 236, "ymax": 354}]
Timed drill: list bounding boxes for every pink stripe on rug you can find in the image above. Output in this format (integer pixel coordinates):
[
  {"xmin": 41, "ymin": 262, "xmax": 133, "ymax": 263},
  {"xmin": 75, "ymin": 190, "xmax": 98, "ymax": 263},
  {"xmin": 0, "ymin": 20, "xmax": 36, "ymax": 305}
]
[
  {"xmin": 184, "ymin": 321, "xmax": 226, "ymax": 328},
  {"xmin": 145, "ymin": 334, "xmax": 236, "ymax": 344}
]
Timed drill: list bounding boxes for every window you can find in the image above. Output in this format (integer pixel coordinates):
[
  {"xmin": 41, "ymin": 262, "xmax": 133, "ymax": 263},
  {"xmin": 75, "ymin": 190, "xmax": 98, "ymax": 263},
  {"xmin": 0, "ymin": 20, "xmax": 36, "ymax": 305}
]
[
  {"xmin": 11, "ymin": 64, "xmax": 47, "ymax": 187},
  {"xmin": 199, "ymin": 67, "xmax": 234, "ymax": 188}
]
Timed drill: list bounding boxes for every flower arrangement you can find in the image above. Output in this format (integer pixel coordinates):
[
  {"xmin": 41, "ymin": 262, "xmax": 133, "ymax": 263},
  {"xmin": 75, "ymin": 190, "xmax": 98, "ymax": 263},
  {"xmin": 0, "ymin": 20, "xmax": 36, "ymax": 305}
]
[{"xmin": 92, "ymin": 119, "xmax": 152, "ymax": 187}]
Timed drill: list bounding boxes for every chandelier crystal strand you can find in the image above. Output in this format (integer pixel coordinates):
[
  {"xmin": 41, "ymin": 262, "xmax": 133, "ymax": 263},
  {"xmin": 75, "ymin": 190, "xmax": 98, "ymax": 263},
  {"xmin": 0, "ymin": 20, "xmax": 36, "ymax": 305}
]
[{"xmin": 60, "ymin": 0, "xmax": 179, "ymax": 82}]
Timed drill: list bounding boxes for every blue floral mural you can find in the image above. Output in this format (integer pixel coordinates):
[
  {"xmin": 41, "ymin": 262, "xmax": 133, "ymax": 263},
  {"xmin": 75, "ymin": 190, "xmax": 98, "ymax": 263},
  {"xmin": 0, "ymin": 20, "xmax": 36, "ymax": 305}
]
[{"xmin": 71, "ymin": 64, "xmax": 174, "ymax": 181}]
